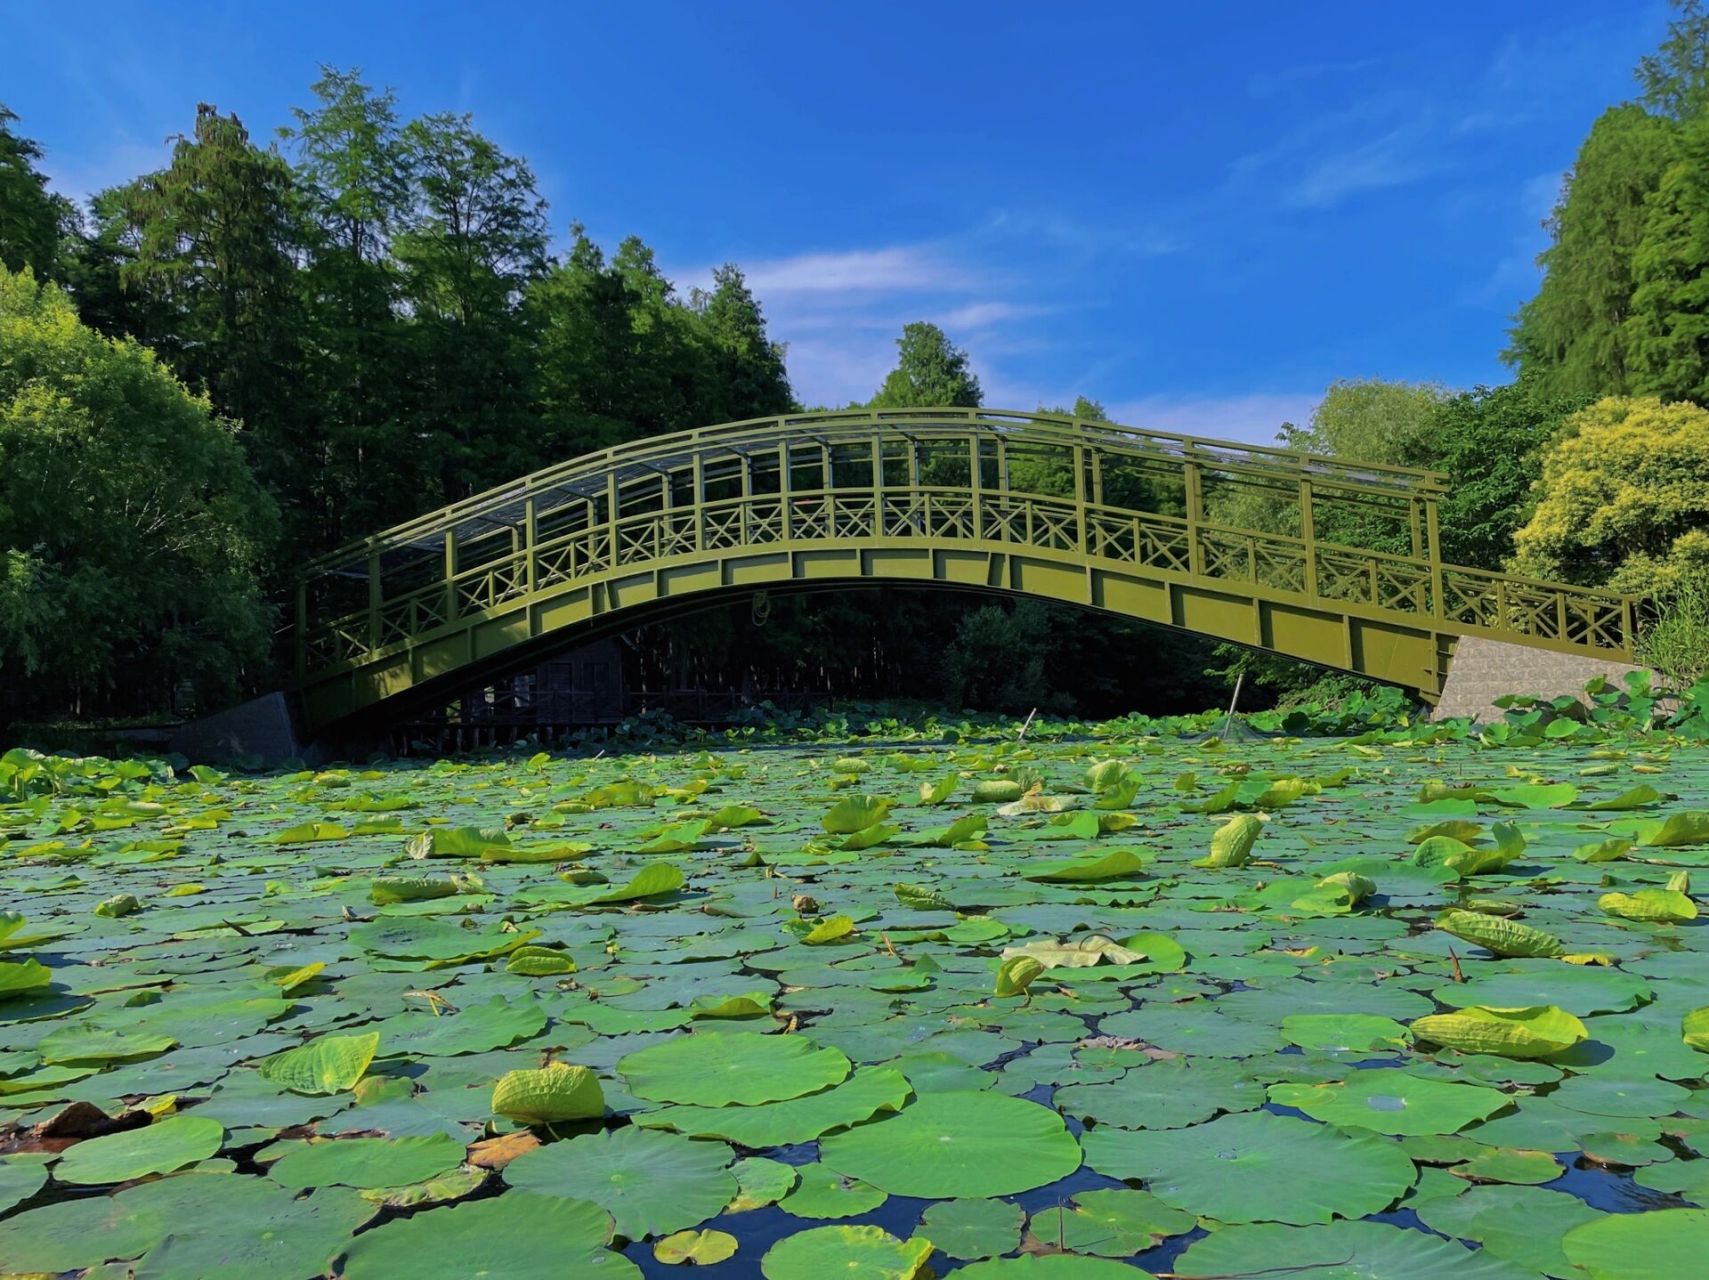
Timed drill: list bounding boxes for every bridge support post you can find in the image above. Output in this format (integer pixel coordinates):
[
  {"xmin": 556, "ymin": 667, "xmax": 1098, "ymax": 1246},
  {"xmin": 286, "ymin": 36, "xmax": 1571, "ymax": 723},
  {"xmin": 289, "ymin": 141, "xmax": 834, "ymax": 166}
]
[
  {"xmin": 1183, "ymin": 461, "xmax": 1205, "ymax": 576},
  {"xmin": 366, "ymin": 546, "xmax": 381, "ymax": 649},
  {"xmin": 524, "ymin": 496, "xmax": 537, "ymax": 598},
  {"xmin": 1425, "ymin": 499, "xmax": 1444, "ymax": 618},
  {"xmin": 443, "ymin": 530, "xmax": 457, "ymax": 626},
  {"xmin": 1072, "ymin": 443, "xmax": 1088, "ymax": 555},
  {"xmin": 969, "ymin": 435, "xmax": 983, "ymax": 537},
  {"xmin": 1299, "ymin": 478, "xmax": 1318, "ymax": 598}
]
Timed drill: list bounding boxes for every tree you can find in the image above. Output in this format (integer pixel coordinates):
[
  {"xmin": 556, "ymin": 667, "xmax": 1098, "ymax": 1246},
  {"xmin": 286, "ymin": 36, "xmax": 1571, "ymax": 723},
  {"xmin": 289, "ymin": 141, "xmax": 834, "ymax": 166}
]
[
  {"xmin": 281, "ymin": 68, "xmax": 415, "ymax": 545},
  {"xmin": 1427, "ymin": 383, "xmax": 1589, "ymax": 569},
  {"xmin": 693, "ymin": 264, "xmax": 793, "ymax": 421},
  {"xmin": 394, "ymin": 111, "xmax": 549, "ymax": 499},
  {"xmin": 0, "ymin": 268, "xmax": 276, "ymax": 718},
  {"xmin": 1625, "ymin": 112, "xmax": 1709, "ymax": 405},
  {"xmin": 0, "ymin": 106, "xmax": 73, "ymax": 280},
  {"xmin": 98, "ymin": 104, "xmax": 309, "ymax": 530},
  {"xmin": 1510, "ymin": 396, "xmax": 1709, "ymax": 593},
  {"xmin": 1508, "ymin": 107, "xmax": 1682, "ymax": 397},
  {"xmin": 1639, "ymin": 0, "xmax": 1709, "ymax": 121},
  {"xmin": 869, "ymin": 322, "xmax": 982, "ymax": 407}
]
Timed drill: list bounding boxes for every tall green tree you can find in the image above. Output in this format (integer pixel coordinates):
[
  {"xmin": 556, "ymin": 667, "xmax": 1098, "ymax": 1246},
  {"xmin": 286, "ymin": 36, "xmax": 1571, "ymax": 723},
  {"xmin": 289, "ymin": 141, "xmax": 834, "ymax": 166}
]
[
  {"xmin": 0, "ymin": 106, "xmax": 73, "ymax": 280},
  {"xmin": 1508, "ymin": 107, "xmax": 1682, "ymax": 397},
  {"xmin": 394, "ymin": 111, "xmax": 548, "ymax": 498},
  {"xmin": 869, "ymin": 322, "xmax": 982, "ymax": 407},
  {"xmin": 0, "ymin": 268, "xmax": 276, "ymax": 719},
  {"xmin": 281, "ymin": 68, "xmax": 414, "ymax": 544},
  {"xmin": 1626, "ymin": 111, "xmax": 1709, "ymax": 405},
  {"xmin": 98, "ymin": 104, "xmax": 309, "ymax": 518},
  {"xmin": 692, "ymin": 264, "xmax": 793, "ymax": 421},
  {"xmin": 1640, "ymin": 0, "xmax": 1709, "ymax": 121}
]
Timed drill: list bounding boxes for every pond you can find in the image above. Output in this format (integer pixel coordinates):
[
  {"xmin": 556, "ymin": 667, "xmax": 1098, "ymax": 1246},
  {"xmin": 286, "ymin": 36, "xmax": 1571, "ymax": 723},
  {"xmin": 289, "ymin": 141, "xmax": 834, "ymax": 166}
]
[{"xmin": 1, "ymin": 710, "xmax": 1707, "ymax": 1278}]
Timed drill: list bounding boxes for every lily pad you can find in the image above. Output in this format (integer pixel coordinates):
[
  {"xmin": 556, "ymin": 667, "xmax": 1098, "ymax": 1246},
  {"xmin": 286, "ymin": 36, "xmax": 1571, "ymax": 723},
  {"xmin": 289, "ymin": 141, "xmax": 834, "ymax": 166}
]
[
  {"xmin": 618, "ymin": 1030, "xmax": 850, "ymax": 1106},
  {"xmin": 820, "ymin": 1091, "xmax": 1081, "ymax": 1198},
  {"xmin": 918, "ymin": 1197, "xmax": 1024, "ymax": 1261},
  {"xmin": 55, "ymin": 1115, "xmax": 225, "ymax": 1185},
  {"xmin": 1080, "ymin": 1111, "xmax": 1416, "ymax": 1224},
  {"xmin": 1267, "ymin": 1068, "xmax": 1511, "ymax": 1135},
  {"xmin": 1562, "ymin": 1208, "xmax": 1709, "ymax": 1280},
  {"xmin": 267, "ymin": 1134, "xmax": 464, "ymax": 1191},
  {"xmin": 1173, "ymin": 1218, "xmax": 1541, "ymax": 1279},
  {"xmin": 760, "ymin": 1225, "xmax": 932, "ymax": 1280},
  {"xmin": 257, "ymin": 1032, "xmax": 379, "ymax": 1095},
  {"xmin": 502, "ymin": 1126, "xmax": 736, "ymax": 1239},
  {"xmin": 337, "ymin": 1191, "xmax": 631, "ymax": 1279}
]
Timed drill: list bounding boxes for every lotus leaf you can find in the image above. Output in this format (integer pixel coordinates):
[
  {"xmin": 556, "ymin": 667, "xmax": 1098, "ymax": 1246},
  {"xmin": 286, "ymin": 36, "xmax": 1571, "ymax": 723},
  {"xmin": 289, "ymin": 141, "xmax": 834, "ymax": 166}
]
[
  {"xmin": 760, "ymin": 1225, "xmax": 933, "ymax": 1280},
  {"xmin": 503, "ymin": 1127, "xmax": 736, "ymax": 1239},
  {"xmin": 492, "ymin": 1062, "xmax": 605, "ymax": 1125},
  {"xmin": 1267, "ymin": 1067, "xmax": 1510, "ymax": 1134},
  {"xmin": 619, "ymin": 1030, "xmax": 850, "ymax": 1105},
  {"xmin": 56, "ymin": 1115, "xmax": 225, "ymax": 1185},
  {"xmin": 1080, "ymin": 1111, "xmax": 1416, "ymax": 1224},
  {"xmin": 1411, "ymin": 1005, "xmax": 1587, "ymax": 1059},
  {"xmin": 257, "ymin": 1031, "xmax": 379, "ymax": 1095},
  {"xmin": 820, "ymin": 1090, "xmax": 1081, "ymax": 1197}
]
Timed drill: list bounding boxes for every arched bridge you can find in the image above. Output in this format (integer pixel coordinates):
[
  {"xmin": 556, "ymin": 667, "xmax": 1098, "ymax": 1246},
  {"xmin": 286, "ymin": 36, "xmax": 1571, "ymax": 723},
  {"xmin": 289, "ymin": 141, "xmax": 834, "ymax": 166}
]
[{"xmin": 291, "ymin": 408, "xmax": 1642, "ymax": 733}]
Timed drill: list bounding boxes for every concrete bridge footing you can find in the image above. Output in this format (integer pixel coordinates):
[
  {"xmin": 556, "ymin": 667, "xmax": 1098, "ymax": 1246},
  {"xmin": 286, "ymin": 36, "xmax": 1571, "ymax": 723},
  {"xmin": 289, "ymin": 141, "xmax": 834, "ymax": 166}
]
[{"xmin": 1431, "ymin": 635, "xmax": 1650, "ymax": 723}]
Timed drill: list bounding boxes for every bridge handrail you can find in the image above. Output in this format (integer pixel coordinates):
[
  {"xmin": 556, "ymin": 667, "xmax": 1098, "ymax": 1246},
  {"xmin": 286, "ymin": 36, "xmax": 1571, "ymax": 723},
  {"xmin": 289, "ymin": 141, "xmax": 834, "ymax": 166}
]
[
  {"xmin": 299, "ymin": 409, "xmax": 1449, "ymax": 575},
  {"xmin": 296, "ymin": 484, "xmax": 1638, "ymax": 665}
]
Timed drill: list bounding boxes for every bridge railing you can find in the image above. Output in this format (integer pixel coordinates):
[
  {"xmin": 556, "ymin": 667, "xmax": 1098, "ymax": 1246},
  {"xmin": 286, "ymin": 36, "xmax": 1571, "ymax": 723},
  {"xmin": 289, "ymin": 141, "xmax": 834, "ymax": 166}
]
[
  {"xmin": 297, "ymin": 409, "xmax": 1450, "ymax": 579},
  {"xmin": 295, "ymin": 481, "xmax": 1640, "ymax": 677}
]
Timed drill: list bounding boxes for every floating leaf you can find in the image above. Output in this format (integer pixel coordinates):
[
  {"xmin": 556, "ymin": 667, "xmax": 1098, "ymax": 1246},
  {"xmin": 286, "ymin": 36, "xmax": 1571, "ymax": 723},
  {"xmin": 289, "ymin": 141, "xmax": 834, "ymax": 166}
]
[
  {"xmin": 1599, "ymin": 889, "xmax": 1697, "ymax": 923},
  {"xmin": 822, "ymin": 795, "xmax": 894, "ymax": 834},
  {"xmin": 1268, "ymin": 1068, "xmax": 1510, "ymax": 1135},
  {"xmin": 760, "ymin": 1225, "xmax": 932, "ymax": 1280},
  {"xmin": 338, "ymin": 1192, "xmax": 622, "ymax": 1279},
  {"xmin": 619, "ymin": 1030, "xmax": 850, "ymax": 1106},
  {"xmin": 492, "ymin": 1063, "xmax": 605, "ymax": 1125},
  {"xmin": 1022, "ymin": 849, "xmax": 1147, "ymax": 882},
  {"xmin": 258, "ymin": 1032, "xmax": 379, "ymax": 1096},
  {"xmin": 1081, "ymin": 1111, "xmax": 1415, "ymax": 1224},
  {"xmin": 55, "ymin": 1115, "xmax": 224, "ymax": 1185},
  {"xmin": 503, "ymin": 1127, "xmax": 735, "ymax": 1239},
  {"xmin": 655, "ymin": 1228, "xmax": 739, "ymax": 1265},
  {"xmin": 820, "ymin": 1091, "xmax": 1081, "ymax": 1198},
  {"xmin": 1199, "ymin": 814, "xmax": 1264, "ymax": 868},
  {"xmin": 1435, "ymin": 909, "xmax": 1563, "ymax": 958},
  {"xmin": 1411, "ymin": 1005, "xmax": 1588, "ymax": 1060}
]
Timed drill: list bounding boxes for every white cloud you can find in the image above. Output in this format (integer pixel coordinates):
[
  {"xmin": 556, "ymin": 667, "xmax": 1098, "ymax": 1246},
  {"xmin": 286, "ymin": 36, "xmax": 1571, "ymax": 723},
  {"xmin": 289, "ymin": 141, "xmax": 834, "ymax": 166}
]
[
  {"xmin": 1283, "ymin": 127, "xmax": 1441, "ymax": 210},
  {"xmin": 740, "ymin": 245, "xmax": 978, "ymax": 295},
  {"xmin": 931, "ymin": 301, "xmax": 1050, "ymax": 331}
]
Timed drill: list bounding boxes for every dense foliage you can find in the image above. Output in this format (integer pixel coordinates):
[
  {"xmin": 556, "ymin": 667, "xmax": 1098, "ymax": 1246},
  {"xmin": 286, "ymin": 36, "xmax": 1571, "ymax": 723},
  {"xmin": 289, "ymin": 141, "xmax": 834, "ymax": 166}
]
[
  {"xmin": 0, "ymin": 268, "xmax": 276, "ymax": 717},
  {"xmin": 1512, "ymin": 396, "xmax": 1709, "ymax": 593}
]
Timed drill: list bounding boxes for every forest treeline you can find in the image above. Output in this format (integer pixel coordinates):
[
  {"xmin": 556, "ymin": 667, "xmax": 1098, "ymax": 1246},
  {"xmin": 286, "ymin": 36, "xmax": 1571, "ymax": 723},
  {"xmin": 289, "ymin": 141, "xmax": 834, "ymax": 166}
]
[{"xmin": 6, "ymin": 5, "xmax": 1709, "ymax": 725}]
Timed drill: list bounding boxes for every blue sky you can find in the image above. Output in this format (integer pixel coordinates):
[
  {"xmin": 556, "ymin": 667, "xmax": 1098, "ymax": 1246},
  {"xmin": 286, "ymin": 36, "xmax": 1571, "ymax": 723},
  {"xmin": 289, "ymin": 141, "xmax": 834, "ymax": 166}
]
[{"xmin": 1, "ymin": 1, "xmax": 1672, "ymax": 441}]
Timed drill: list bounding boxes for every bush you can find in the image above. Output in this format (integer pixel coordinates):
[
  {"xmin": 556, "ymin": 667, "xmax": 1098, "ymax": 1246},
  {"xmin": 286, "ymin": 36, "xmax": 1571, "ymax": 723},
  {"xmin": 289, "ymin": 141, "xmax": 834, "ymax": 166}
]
[
  {"xmin": 1638, "ymin": 572, "xmax": 1709, "ymax": 691},
  {"xmin": 0, "ymin": 267, "xmax": 278, "ymax": 720}
]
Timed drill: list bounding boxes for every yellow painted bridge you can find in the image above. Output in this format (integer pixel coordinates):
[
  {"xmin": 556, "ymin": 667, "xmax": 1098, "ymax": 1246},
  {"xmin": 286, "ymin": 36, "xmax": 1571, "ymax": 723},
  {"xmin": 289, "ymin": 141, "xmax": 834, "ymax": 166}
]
[{"xmin": 291, "ymin": 408, "xmax": 1642, "ymax": 733}]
